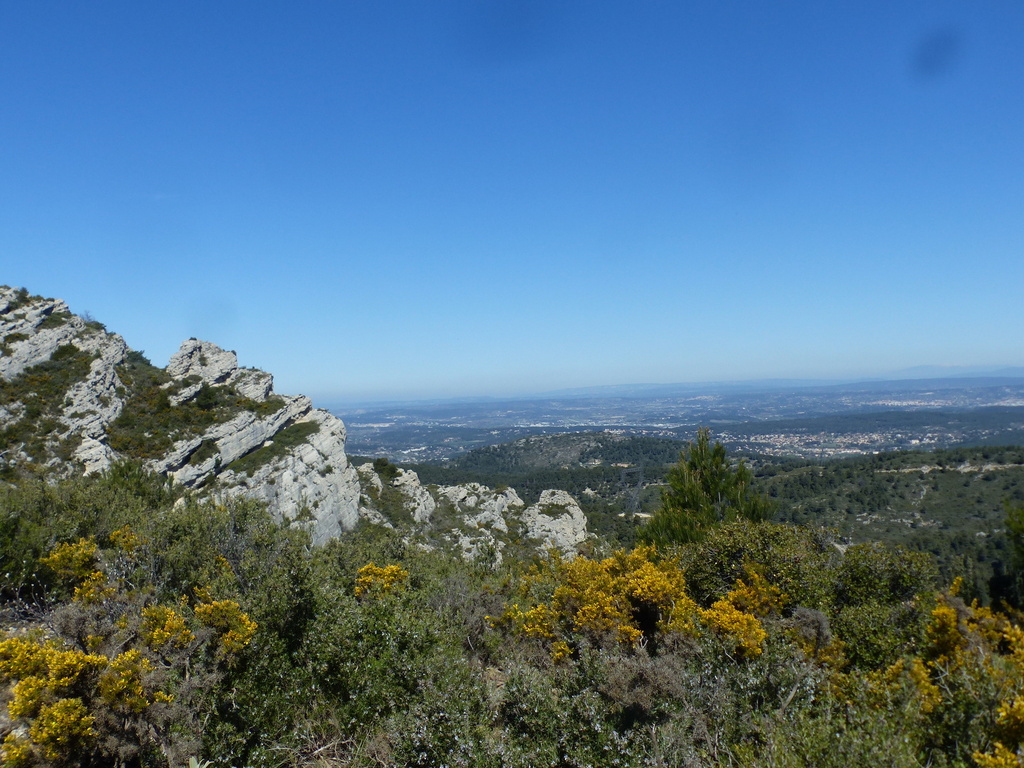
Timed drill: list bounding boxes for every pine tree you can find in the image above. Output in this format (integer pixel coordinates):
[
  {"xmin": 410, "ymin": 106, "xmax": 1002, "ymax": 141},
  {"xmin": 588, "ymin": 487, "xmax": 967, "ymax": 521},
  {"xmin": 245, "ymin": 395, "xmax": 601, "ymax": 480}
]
[{"xmin": 641, "ymin": 427, "xmax": 774, "ymax": 546}]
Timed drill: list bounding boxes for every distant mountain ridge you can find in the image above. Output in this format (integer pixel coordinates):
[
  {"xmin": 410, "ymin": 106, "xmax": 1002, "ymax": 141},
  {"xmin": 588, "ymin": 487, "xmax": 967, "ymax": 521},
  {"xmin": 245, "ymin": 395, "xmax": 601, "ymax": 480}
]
[{"xmin": 535, "ymin": 371, "xmax": 1024, "ymax": 401}]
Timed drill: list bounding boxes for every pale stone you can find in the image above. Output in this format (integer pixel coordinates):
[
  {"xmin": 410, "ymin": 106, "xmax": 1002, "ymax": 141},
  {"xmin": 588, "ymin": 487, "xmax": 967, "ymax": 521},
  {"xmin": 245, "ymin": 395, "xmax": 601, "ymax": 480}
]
[
  {"xmin": 521, "ymin": 489, "xmax": 589, "ymax": 555},
  {"xmin": 217, "ymin": 409, "xmax": 363, "ymax": 545},
  {"xmin": 392, "ymin": 469, "xmax": 437, "ymax": 523},
  {"xmin": 166, "ymin": 339, "xmax": 239, "ymax": 384}
]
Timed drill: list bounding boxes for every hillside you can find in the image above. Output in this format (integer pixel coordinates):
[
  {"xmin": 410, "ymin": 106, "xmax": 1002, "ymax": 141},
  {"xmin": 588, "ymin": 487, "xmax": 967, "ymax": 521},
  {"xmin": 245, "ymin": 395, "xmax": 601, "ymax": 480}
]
[
  {"xmin": 0, "ymin": 286, "xmax": 591, "ymax": 556},
  {"xmin": 0, "ymin": 286, "xmax": 364, "ymax": 542},
  {"xmin": 409, "ymin": 432, "xmax": 1024, "ymax": 601},
  {"xmin": 6, "ymin": 288, "xmax": 1024, "ymax": 767}
]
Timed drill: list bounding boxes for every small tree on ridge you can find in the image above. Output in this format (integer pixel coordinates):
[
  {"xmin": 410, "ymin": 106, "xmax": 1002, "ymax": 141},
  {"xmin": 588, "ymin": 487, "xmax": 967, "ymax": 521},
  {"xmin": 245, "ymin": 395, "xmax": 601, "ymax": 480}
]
[{"xmin": 641, "ymin": 427, "xmax": 774, "ymax": 547}]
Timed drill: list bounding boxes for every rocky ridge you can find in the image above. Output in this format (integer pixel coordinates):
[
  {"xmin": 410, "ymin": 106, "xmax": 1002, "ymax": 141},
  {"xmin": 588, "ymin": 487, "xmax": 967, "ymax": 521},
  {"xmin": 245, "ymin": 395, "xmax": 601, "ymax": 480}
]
[
  {"xmin": 356, "ymin": 464, "xmax": 590, "ymax": 560},
  {"xmin": 0, "ymin": 286, "xmax": 589, "ymax": 555}
]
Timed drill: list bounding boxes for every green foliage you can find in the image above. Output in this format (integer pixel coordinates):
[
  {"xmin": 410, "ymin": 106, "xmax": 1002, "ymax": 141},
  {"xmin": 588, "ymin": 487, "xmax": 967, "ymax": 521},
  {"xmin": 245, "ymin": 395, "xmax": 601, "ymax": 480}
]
[
  {"xmin": 0, "ymin": 331, "xmax": 29, "ymax": 356},
  {"xmin": 373, "ymin": 456, "xmax": 400, "ymax": 483},
  {"xmin": 106, "ymin": 355, "xmax": 286, "ymax": 462},
  {"xmin": 37, "ymin": 310, "xmax": 71, "ymax": 329},
  {"xmin": 5, "ymin": 433, "xmax": 1024, "ymax": 767},
  {"xmin": 0, "ymin": 344, "xmax": 96, "ymax": 468},
  {"xmin": 834, "ymin": 541, "xmax": 938, "ymax": 607},
  {"xmin": 762, "ymin": 445, "xmax": 1024, "ymax": 604},
  {"xmin": 0, "ymin": 515, "xmax": 266, "ymax": 767},
  {"xmin": 641, "ymin": 427, "xmax": 775, "ymax": 546},
  {"xmin": 106, "ymin": 360, "xmax": 219, "ymax": 459},
  {"xmin": 679, "ymin": 521, "xmax": 837, "ymax": 608},
  {"xmin": 1005, "ymin": 498, "xmax": 1024, "ymax": 604},
  {"xmin": 224, "ymin": 420, "xmax": 320, "ymax": 476},
  {"xmin": 188, "ymin": 438, "xmax": 219, "ymax": 466}
]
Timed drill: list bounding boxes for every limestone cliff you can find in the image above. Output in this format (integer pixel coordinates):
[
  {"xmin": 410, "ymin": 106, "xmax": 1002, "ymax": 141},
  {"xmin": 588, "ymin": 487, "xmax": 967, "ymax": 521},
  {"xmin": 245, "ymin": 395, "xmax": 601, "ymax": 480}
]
[
  {"xmin": 0, "ymin": 287, "xmax": 360, "ymax": 543},
  {"xmin": 1, "ymin": 285, "xmax": 589, "ymax": 554}
]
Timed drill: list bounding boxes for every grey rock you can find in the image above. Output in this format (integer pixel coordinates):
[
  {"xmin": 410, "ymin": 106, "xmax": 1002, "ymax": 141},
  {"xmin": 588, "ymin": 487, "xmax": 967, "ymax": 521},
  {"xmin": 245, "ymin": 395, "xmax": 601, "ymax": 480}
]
[
  {"xmin": 166, "ymin": 339, "xmax": 239, "ymax": 384},
  {"xmin": 392, "ymin": 469, "xmax": 437, "ymax": 523},
  {"xmin": 521, "ymin": 489, "xmax": 589, "ymax": 555},
  {"xmin": 355, "ymin": 463, "xmax": 588, "ymax": 562}
]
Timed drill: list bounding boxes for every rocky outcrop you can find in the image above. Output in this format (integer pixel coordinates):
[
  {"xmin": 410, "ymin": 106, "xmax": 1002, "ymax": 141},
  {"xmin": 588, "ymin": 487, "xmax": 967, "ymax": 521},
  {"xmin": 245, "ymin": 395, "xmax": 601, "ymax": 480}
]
[
  {"xmin": 217, "ymin": 409, "xmax": 362, "ymax": 545},
  {"xmin": 146, "ymin": 340, "xmax": 363, "ymax": 542},
  {"xmin": 358, "ymin": 464, "xmax": 590, "ymax": 560},
  {"xmin": 0, "ymin": 287, "xmax": 130, "ymax": 472},
  {"xmin": 391, "ymin": 468, "xmax": 438, "ymax": 523},
  {"xmin": 59, "ymin": 329, "xmax": 130, "ymax": 473},
  {"xmin": 1, "ymin": 285, "xmax": 590, "ymax": 557},
  {"xmin": 521, "ymin": 489, "xmax": 589, "ymax": 554},
  {"xmin": 0, "ymin": 293, "xmax": 93, "ymax": 379},
  {"xmin": 166, "ymin": 339, "xmax": 274, "ymax": 402},
  {"xmin": 0, "ymin": 287, "xmax": 364, "ymax": 543}
]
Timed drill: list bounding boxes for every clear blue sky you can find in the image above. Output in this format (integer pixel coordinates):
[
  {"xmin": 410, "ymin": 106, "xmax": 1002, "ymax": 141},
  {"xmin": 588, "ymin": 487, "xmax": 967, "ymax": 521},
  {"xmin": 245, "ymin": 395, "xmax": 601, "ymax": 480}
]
[{"xmin": 3, "ymin": 1, "xmax": 1022, "ymax": 404}]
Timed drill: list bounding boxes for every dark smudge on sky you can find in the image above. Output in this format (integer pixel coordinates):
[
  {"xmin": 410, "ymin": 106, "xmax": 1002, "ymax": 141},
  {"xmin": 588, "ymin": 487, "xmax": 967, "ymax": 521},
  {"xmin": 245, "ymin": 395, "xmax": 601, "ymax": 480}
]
[{"xmin": 911, "ymin": 26, "xmax": 963, "ymax": 81}]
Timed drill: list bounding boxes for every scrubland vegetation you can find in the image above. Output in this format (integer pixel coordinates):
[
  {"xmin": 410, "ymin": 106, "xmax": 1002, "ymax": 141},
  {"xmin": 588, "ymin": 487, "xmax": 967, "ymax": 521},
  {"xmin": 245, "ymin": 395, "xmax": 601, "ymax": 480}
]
[{"xmin": 4, "ymin": 433, "xmax": 1024, "ymax": 767}]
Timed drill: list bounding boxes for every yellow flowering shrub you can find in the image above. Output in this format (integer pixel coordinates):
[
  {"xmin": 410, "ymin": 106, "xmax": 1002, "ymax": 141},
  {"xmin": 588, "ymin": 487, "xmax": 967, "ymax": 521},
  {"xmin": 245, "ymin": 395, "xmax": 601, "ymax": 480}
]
[
  {"xmin": 1, "ymin": 732, "xmax": 32, "ymax": 767},
  {"xmin": 0, "ymin": 638, "xmax": 106, "ymax": 718},
  {"xmin": 0, "ymin": 510, "xmax": 273, "ymax": 766},
  {"xmin": 0, "ymin": 634, "xmax": 49, "ymax": 678},
  {"xmin": 0, "ymin": 637, "xmax": 107, "ymax": 765},
  {"xmin": 39, "ymin": 539, "xmax": 118, "ymax": 604},
  {"xmin": 73, "ymin": 569, "xmax": 116, "ymax": 604},
  {"xmin": 974, "ymin": 621, "xmax": 1024, "ymax": 768},
  {"xmin": 496, "ymin": 546, "xmax": 754, "ymax": 657},
  {"xmin": 194, "ymin": 594, "xmax": 258, "ymax": 656},
  {"xmin": 907, "ymin": 657, "xmax": 942, "ymax": 715},
  {"xmin": 974, "ymin": 742, "xmax": 1024, "ymax": 768},
  {"xmin": 140, "ymin": 605, "xmax": 196, "ymax": 650},
  {"xmin": 29, "ymin": 698, "xmax": 96, "ymax": 761},
  {"xmin": 109, "ymin": 524, "xmax": 144, "ymax": 553},
  {"xmin": 551, "ymin": 554, "xmax": 639, "ymax": 643},
  {"xmin": 926, "ymin": 595, "xmax": 967, "ymax": 666},
  {"xmin": 700, "ymin": 598, "xmax": 767, "ymax": 659},
  {"xmin": 503, "ymin": 603, "xmax": 557, "ymax": 639},
  {"xmin": 40, "ymin": 538, "xmax": 98, "ymax": 582},
  {"xmin": 854, "ymin": 657, "xmax": 942, "ymax": 719},
  {"xmin": 355, "ymin": 562, "xmax": 410, "ymax": 597},
  {"xmin": 725, "ymin": 567, "xmax": 788, "ymax": 617},
  {"xmin": 97, "ymin": 650, "xmax": 153, "ymax": 714}
]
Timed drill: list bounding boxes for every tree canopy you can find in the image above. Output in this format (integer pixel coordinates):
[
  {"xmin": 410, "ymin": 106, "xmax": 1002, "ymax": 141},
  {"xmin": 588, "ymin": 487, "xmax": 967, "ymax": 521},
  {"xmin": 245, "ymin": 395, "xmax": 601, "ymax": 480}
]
[{"xmin": 640, "ymin": 427, "xmax": 774, "ymax": 546}]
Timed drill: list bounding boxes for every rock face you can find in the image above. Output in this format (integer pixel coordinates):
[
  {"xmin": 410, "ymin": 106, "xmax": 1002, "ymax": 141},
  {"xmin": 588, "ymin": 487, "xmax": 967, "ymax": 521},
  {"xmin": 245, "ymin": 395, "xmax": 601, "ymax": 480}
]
[
  {"xmin": 0, "ymin": 285, "xmax": 590, "ymax": 556},
  {"xmin": 521, "ymin": 489, "xmax": 590, "ymax": 554},
  {"xmin": 0, "ymin": 286, "xmax": 361, "ymax": 543},
  {"xmin": 0, "ymin": 288, "xmax": 130, "ymax": 473},
  {"xmin": 357, "ymin": 465, "xmax": 590, "ymax": 560}
]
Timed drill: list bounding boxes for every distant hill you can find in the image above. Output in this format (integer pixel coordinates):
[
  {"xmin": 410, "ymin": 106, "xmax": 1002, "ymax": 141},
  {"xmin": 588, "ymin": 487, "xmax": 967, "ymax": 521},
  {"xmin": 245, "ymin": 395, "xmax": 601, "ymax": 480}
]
[{"xmin": 1, "ymin": 285, "xmax": 594, "ymax": 557}]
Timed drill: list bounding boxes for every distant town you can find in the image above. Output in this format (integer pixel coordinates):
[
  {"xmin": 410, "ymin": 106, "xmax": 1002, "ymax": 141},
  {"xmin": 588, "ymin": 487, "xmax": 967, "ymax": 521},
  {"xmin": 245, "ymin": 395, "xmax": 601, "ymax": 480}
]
[{"xmin": 334, "ymin": 375, "xmax": 1024, "ymax": 462}]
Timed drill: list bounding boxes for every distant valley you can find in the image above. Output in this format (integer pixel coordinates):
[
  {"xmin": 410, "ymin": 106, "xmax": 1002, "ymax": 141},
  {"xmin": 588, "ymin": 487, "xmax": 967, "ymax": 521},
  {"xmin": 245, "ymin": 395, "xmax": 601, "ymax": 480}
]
[{"xmin": 334, "ymin": 375, "xmax": 1024, "ymax": 462}]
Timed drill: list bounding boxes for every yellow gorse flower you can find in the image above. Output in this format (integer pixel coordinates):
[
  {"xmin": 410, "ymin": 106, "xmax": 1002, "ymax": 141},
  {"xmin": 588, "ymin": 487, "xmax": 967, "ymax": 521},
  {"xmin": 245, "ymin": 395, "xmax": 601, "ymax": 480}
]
[
  {"xmin": 40, "ymin": 538, "xmax": 99, "ymax": 581},
  {"xmin": 499, "ymin": 546, "xmax": 771, "ymax": 658},
  {"xmin": 97, "ymin": 650, "xmax": 153, "ymax": 714},
  {"xmin": 140, "ymin": 605, "xmax": 196, "ymax": 650},
  {"xmin": 355, "ymin": 562, "xmax": 410, "ymax": 597},
  {"xmin": 194, "ymin": 596, "xmax": 258, "ymax": 656}
]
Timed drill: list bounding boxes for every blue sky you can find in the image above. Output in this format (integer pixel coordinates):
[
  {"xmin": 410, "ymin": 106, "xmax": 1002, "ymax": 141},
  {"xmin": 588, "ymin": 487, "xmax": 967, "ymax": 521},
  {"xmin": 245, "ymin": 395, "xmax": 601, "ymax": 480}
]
[{"xmin": 3, "ymin": 1, "xmax": 1022, "ymax": 404}]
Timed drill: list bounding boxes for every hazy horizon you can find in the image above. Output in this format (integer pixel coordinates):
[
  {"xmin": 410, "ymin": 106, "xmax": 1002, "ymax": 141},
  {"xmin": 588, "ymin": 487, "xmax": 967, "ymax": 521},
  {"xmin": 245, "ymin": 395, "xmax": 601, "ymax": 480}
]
[{"xmin": 320, "ymin": 364, "xmax": 1024, "ymax": 409}]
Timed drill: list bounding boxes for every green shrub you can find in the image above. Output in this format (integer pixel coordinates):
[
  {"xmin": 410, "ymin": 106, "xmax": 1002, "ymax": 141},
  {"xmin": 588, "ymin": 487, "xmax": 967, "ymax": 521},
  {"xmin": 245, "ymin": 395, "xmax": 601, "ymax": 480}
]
[{"xmin": 225, "ymin": 421, "xmax": 320, "ymax": 477}]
